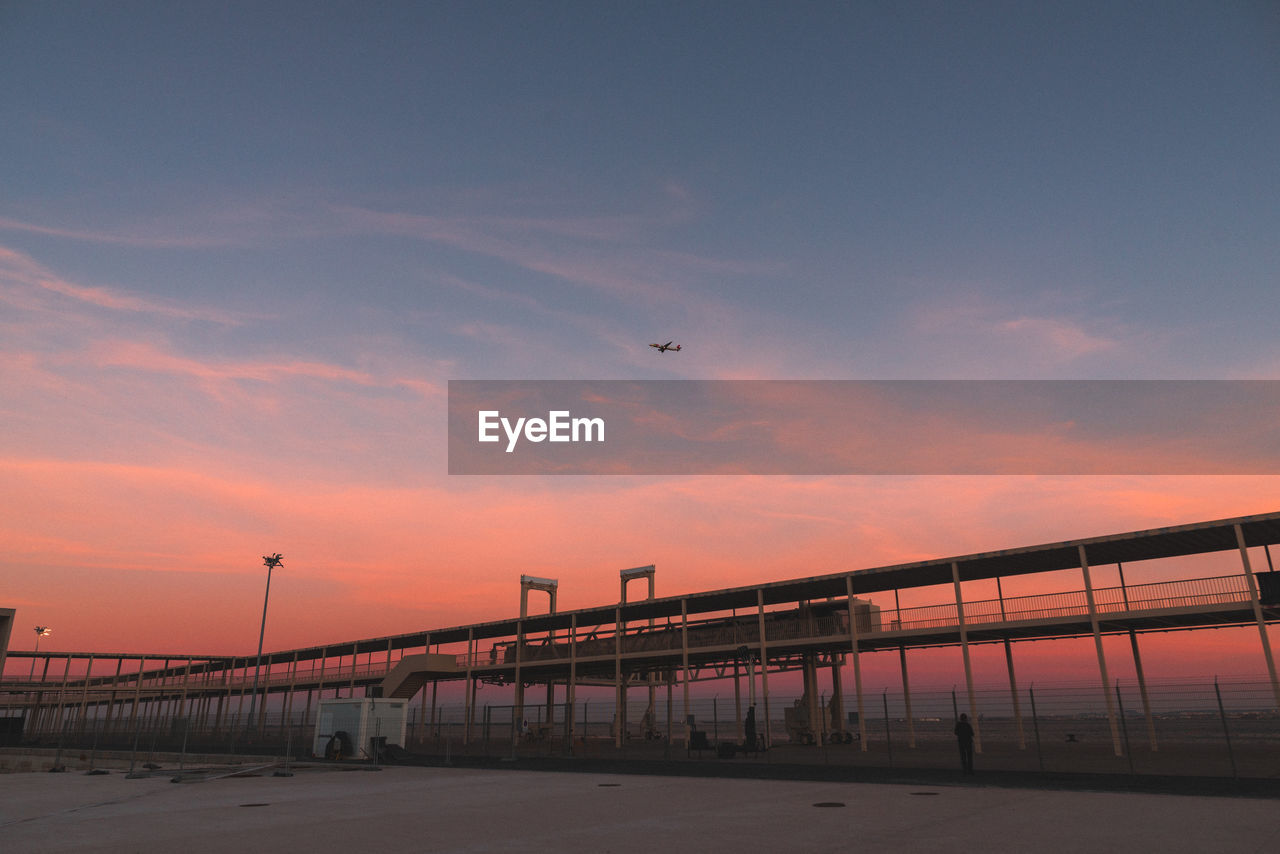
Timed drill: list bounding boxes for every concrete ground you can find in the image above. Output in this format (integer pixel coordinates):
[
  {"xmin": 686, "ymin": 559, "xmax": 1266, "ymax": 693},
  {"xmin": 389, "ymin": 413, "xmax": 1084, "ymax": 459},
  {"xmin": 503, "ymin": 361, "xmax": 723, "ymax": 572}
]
[{"xmin": 2, "ymin": 763, "xmax": 1279, "ymax": 854}]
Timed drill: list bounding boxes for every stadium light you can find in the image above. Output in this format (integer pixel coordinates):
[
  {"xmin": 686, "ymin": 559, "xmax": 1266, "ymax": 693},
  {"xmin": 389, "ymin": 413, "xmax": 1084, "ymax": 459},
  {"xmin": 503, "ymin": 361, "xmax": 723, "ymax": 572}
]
[{"xmin": 245, "ymin": 553, "xmax": 283, "ymax": 733}]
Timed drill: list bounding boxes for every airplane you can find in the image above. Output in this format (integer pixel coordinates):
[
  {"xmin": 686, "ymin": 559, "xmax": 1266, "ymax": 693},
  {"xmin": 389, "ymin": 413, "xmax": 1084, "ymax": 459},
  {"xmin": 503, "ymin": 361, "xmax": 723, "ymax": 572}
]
[{"xmin": 649, "ymin": 341, "xmax": 682, "ymax": 353}]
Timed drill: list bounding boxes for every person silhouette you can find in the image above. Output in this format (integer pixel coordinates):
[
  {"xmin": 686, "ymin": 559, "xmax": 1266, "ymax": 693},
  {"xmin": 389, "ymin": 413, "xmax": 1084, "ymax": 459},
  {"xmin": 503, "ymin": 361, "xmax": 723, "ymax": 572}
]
[
  {"xmin": 954, "ymin": 713, "xmax": 975, "ymax": 774},
  {"xmin": 744, "ymin": 705, "xmax": 758, "ymax": 751}
]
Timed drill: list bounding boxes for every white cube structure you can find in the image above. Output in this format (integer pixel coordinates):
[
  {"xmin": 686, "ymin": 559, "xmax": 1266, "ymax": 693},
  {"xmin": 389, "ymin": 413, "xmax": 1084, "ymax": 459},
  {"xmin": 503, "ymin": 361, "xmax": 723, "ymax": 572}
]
[{"xmin": 312, "ymin": 697, "xmax": 408, "ymax": 759}]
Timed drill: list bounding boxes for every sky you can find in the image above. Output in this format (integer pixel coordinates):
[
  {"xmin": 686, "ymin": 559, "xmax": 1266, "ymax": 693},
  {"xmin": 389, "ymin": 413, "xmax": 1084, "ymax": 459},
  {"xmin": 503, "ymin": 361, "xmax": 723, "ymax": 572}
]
[{"xmin": 2, "ymin": 1, "xmax": 1279, "ymax": 685}]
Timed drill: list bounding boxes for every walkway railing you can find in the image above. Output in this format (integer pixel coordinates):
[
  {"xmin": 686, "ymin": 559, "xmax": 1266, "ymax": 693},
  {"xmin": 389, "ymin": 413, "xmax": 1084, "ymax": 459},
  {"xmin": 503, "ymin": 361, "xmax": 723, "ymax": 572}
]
[
  {"xmin": 878, "ymin": 574, "xmax": 1253, "ymax": 632},
  {"xmin": 5, "ymin": 574, "xmax": 1262, "ymax": 687},
  {"xmin": 453, "ymin": 573, "xmax": 1259, "ymax": 664}
]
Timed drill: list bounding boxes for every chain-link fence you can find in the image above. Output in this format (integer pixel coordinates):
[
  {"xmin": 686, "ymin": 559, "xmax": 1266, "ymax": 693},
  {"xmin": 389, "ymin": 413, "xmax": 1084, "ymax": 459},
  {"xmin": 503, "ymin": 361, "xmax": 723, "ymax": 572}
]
[{"xmin": 6, "ymin": 676, "xmax": 1276, "ymax": 778}]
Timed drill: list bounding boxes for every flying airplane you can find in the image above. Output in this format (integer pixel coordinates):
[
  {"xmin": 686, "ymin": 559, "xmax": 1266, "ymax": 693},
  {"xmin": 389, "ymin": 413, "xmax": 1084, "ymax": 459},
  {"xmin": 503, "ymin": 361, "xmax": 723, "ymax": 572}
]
[{"xmin": 649, "ymin": 341, "xmax": 682, "ymax": 353}]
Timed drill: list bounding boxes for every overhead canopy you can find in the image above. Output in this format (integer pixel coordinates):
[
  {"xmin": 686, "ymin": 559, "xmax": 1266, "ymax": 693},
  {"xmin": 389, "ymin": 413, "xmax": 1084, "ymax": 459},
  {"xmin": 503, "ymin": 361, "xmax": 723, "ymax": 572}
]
[{"xmin": 21, "ymin": 511, "xmax": 1276, "ymax": 669}]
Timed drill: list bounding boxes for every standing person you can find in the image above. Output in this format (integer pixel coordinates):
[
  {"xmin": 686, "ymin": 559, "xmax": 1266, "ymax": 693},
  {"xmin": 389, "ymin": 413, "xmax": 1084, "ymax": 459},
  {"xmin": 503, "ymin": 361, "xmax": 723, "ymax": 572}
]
[
  {"xmin": 744, "ymin": 705, "xmax": 757, "ymax": 752},
  {"xmin": 955, "ymin": 713, "xmax": 975, "ymax": 774}
]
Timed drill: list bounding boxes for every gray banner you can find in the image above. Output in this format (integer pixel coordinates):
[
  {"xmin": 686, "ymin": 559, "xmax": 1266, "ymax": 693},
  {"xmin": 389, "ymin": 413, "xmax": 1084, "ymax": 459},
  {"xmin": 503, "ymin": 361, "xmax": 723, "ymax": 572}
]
[{"xmin": 447, "ymin": 380, "xmax": 1280, "ymax": 475}]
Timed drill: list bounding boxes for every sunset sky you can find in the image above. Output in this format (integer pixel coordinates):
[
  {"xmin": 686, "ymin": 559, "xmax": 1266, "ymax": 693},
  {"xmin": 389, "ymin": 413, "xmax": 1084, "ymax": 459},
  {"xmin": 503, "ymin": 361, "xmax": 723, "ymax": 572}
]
[{"xmin": 2, "ymin": 2, "xmax": 1278, "ymax": 684}]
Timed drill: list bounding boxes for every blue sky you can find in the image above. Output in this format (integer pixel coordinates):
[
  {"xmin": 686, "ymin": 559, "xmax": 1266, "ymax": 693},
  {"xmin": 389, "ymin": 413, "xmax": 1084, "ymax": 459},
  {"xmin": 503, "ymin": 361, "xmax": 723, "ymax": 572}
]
[
  {"xmin": 2, "ymin": 2, "xmax": 1279, "ymax": 653},
  {"xmin": 5, "ymin": 1, "xmax": 1277, "ymax": 378}
]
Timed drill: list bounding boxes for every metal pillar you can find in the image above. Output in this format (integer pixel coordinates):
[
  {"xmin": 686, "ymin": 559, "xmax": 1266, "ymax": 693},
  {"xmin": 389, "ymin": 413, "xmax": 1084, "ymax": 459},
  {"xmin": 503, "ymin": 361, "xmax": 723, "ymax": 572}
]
[
  {"xmin": 733, "ymin": 659, "xmax": 743, "ymax": 740},
  {"xmin": 756, "ymin": 589, "xmax": 772, "ymax": 749},
  {"xmin": 680, "ymin": 599, "xmax": 690, "ymax": 743},
  {"xmin": 568, "ymin": 614, "xmax": 578, "ymax": 746},
  {"xmin": 512, "ymin": 615, "xmax": 524, "ymax": 742},
  {"xmin": 1235, "ymin": 524, "xmax": 1280, "ymax": 708},
  {"xmin": 1004, "ymin": 640, "xmax": 1025, "ymax": 749},
  {"xmin": 844, "ymin": 576, "xmax": 868, "ymax": 749},
  {"xmin": 951, "ymin": 562, "xmax": 981, "ymax": 752},
  {"xmin": 463, "ymin": 628, "xmax": 474, "ymax": 745},
  {"xmin": 614, "ymin": 605, "xmax": 624, "ymax": 748},
  {"xmin": 829, "ymin": 655, "xmax": 845, "ymax": 742},
  {"xmin": 1129, "ymin": 629, "xmax": 1158, "ymax": 751},
  {"xmin": 995, "ymin": 576, "xmax": 1025, "ymax": 749},
  {"xmin": 898, "ymin": 646, "xmax": 915, "ymax": 748},
  {"xmin": 1116, "ymin": 561, "xmax": 1156, "ymax": 749},
  {"xmin": 1079, "ymin": 545, "xmax": 1123, "ymax": 756},
  {"xmin": 284, "ymin": 652, "xmax": 299, "ymax": 730}
]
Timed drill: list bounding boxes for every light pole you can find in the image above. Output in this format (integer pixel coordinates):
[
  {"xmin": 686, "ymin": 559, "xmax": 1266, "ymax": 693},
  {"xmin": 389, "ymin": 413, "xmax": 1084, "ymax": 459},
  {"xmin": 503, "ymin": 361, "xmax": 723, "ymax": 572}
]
[
  {"xmin": 31, "ymin": 626, "xmax": 50, "ymax": 680},
  {"xmin": 245, "ymin": 553, "xmax": 283, "ymax": 734}
]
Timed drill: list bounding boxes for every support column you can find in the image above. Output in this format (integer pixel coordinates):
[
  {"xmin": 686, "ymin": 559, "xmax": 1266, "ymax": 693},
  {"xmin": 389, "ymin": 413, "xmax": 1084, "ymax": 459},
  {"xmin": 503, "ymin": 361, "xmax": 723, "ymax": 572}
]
[
  {"xmin": 284, "ymin": 652, "xmax": 299, "ymax": 730},
  {"xmin": 756, "ymin": 589, "xmax": 772, "ymax": 749},
  {"xmin": 614, "ymin": 605, "xmax": 625, "ymax": 748},
  {"xmin": 1129, "ymin": 629, "xmax": 1158, "ymax": 751},
  {"xmin": 898, "ymin": 646, "xmax": 915, "ymax": 748},
  {"xmin": 256, "ymin": 654, "xmax": 269, "ymax": 732},
  {"xmin": 802, "ymin": 653, "xmax": 820, "ymax": 742},
  {"xmin": 1235, "ymin": 524, "xmax": 1280, "ymax": 708},
  {"xmin": 1116, "ymin": 560, "xmax": 1156, "ymax": 749},
  {"xmin": 1079, "ymin": 545, "xmax": 1123, "ymax": 756},
  {"xmin": 829, "ymin": 656, "xmax": 844, "ymax": 742},
  {"xmin": 430, "ymin": 679, "xmax": 439, "ymax": 740},
  {"xmin": 951, "ymin": 562, "xmax": 981, "ymax": 752},
  {"xmin": 1004, "ymin": 640, "xmax": 1025, "ymax": 749},
  {"xmin": 568, "ymin": 614, "xmax": 578, "ymax": 747},
  {"xmin": 512, "ymin": 615, "xmax": 524, "ymax": 744},
  {"xmin": 681, "ymin": 599, "xmax": 690, "ymax": 744},
  {"xmin": 463, "ymin": 628, "xmax": 474, "ymax": 745},
  {"xmin": 995, "ymin": 576, "xmax": 1024, "ymax": 748},
  {"xmin": 733, "ymin": 659, "xmax": 742, "ymax": 740},
  {"xmin": 844, "ymin": 576, "xmax": 868, "ymax": 750}
]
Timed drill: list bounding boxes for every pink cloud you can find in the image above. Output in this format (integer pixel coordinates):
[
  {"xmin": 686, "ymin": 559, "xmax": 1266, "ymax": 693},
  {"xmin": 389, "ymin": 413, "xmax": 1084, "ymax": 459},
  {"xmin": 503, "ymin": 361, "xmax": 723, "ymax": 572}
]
[
  {"xmin": 0, "ymin": 244, "xmax": 239, "ymax": 323},
  {"xmin": 87, "ymin": 339, "xmax": 440, "ymax": 398}
]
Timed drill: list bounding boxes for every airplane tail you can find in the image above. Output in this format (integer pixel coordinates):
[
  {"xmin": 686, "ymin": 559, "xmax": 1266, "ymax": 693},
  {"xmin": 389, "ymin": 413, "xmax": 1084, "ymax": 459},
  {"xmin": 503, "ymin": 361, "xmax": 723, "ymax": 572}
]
[{"xmin": 675, "ymin": 344, "xmax": 682, "ymax": 351}]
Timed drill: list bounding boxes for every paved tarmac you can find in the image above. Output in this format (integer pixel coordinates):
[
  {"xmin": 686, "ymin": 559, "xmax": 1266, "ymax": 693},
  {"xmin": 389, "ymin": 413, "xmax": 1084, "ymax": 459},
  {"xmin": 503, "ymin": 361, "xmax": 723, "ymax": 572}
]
[{"xmin": 2, "ymin": 764, "xmax": 1279, "ymax": 854}]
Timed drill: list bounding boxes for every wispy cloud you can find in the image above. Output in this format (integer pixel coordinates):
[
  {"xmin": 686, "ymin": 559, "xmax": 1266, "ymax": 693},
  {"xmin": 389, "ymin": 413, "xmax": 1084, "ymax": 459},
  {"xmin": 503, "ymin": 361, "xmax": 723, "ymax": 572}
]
[
  {"xmin": 0, "ymin": 244, "xmax": 240, "ymax": 323},
  {"xmin": 898, "ymin": 289, "xmax": 1155, "ymax": 378},
  {"xmin": 0, "ymin": 215, "xmax": 238, "ymax": 249},
  {"xmin": 332, "ymin": 202, "xmax": 778, "ymax": 305},
  {"xmin": 88, "ymin": 338, "xmax": 441, "ymax": 399}
]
